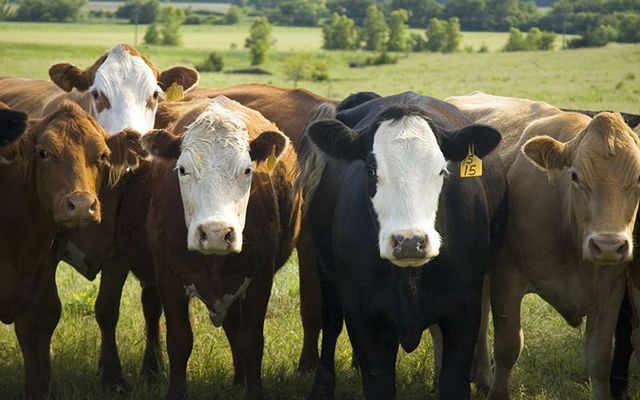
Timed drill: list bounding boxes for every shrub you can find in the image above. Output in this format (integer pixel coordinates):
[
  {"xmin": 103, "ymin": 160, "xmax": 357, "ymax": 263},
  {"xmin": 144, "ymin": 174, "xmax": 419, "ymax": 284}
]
[
  {"xmin": 567, "ymin": 25, "xmax": 613, "ymax": 48},
  {"xmin": 196, "ymin": 52, "xmax": 224, "ymax": 72},
  {"xmin": 387, "ymin": 8, "xmax": 409, "ymax": 52},
  {"xmin": 366, "ymin": 51, "xmax": 398, "ymax": 66},
  {"xmin": 245, "ymin": 16, "xmax": 272, "ymax": 65},
  {"xmin": 322, "ymin": 13, "xmax": 358, "ymax": 50},
  {"xmin": 159, "ymin": 6, "xmax": 185, "ymax": 46},
  {"xmin": 224, "ymin": 5, "xmax": 244, "ymax": 24},
  {"xmin": 425, "ymin": 17, "xmax": 460, "ymax": 53},
  {"xmin": 115, "ymin": 0, "xmax": 159, "ymax": 24},
  {"xmin": 144, "ymin": 23, "xmax": 160, "ymax": 44},
  {"xmin": 15, "ymin": 0, "xmax": 87, "ymax": 22},
  {"xmin": 504, "ymin": 27, "xmax": 557, "ymax": 51},
  {"xmin": 282, "ymin": 55, "xmax": 329, "ymax": 86},
  {"xmin": 410, "ymin": 32, "xmax": 428, "ymax": 51},
  {"xmin": 363, "ymin": 5, "xmax": 389, "ymax": 51}
]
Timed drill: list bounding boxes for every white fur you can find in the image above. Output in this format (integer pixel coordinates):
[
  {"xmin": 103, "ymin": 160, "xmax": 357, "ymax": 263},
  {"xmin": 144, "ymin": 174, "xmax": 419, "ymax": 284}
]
[
  {"xmin": 90, "ymin": 45, "xmax": 161, "ymax": 134},
  {"xmin": 372, "ymin": 116, "xmax": 447, "ymax": 267},
  {"xmin": 177, "ymin": 99, "xmax": 253, "ymax": 254}
]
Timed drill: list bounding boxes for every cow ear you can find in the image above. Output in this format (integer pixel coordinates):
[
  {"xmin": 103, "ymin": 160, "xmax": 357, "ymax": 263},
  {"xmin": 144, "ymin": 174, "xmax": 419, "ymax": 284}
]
[
  {"xmin": 158, "ymin": 67, "xmax": 200, "ymax": 93},
  {"xmin": 249, "ymin": 131, "xmax": 288, "ymax": 162},
  {"xmin": 440, "ymin": 124, "xmax": 501, "ymax": 162},
  {"xmin": 105, "ymin": 129, "xmax": 148, "ymax": 186},
  {"xmin": 49, "ymin": 63, "xmax": 93, "ymax": 92},
  {"xmin": 0, "ymin": 109, "xmax": 28, "ymax": 147},
  {"xmin": 142, "ymin": 129, "xmax": 182, "ymax": 160},
  {"xmin": 522, "ymin": 135, "xmax": 568, "ymax": 172},
  {"xmin": 308, "ymin": 119, "xmax": 367, "ymax": 161}
]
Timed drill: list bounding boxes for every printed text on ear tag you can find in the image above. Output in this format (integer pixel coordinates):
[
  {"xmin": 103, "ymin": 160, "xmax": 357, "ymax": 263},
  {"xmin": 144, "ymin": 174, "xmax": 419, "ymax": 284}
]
[
  {"xmin": 266, "ymin": 145, "xmax": 277, "ymax": 173},
  {"xmin": 166, "ymin": 82, "xmax": 185, "ymax": 102},
  {"xmin": 460, "ymin": 144, "xmax": 482, "ymax": 178}
]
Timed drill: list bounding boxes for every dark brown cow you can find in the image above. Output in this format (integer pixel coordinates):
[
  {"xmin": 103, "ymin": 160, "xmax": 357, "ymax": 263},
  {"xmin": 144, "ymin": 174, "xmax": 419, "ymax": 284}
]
[
  {"xmin": 0, "ymin": 101, "xmax": 27, "ymax": 147},
  {"xmin": 143, "ymin": 96, "xmax": 299, "ymax": 399},
  {"xmin": 0, "ymin": 102, "xmax": 146, "ymax": 399}
]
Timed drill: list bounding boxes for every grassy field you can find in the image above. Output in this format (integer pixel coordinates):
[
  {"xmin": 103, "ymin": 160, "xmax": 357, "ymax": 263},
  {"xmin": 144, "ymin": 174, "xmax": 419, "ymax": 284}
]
[{"xmin": 0, "ymin": 21, "xmax": 639, "ymax": 400}]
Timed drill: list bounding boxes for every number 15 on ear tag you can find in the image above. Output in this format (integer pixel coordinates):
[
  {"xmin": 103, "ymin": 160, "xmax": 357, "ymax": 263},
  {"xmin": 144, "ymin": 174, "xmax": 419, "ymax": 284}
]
[{"xmin": 460, "ymin": 144, "xmax": 482, "ymax": 178}]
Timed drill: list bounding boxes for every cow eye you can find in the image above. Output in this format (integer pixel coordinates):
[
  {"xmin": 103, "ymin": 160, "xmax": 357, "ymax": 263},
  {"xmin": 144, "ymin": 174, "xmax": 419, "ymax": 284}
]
[
  {"xmin": 91, "ymin": 90, "xmax": 100, "ymax": 100},
  {"xmin": 367, "ymin": 167, "xmax": 376, "ymax": 177},
  {"xmin": 153, "ymin": 91, "xmax": 159, "ymax": 100},
  {"xmin": 570, "ymin": 171, "xmax": 579, "ymax": 183},
  {"xmin": 97, "ymin": 153, "xmax": 108, "ymax": 164},
  {"xmin": 39, "ymin": 150, "xmax": 49, "ymax": 160},
  {"xmin": 439, "ymin": 167, "xmax": 449, "ymax": 177},
  {"xmin": 244, "ymin": 167, "xmax": 252, "ymax": 176},
  {"xmin": 178, "ymin": 166, "xmax": 188, "ymax": 176}
]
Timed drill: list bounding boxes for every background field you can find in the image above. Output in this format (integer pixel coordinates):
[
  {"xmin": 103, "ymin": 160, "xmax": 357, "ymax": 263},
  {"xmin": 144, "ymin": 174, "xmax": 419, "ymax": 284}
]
[{"xmin": 0, "ymin": 22, "xmax": 639, "ymax": 400}]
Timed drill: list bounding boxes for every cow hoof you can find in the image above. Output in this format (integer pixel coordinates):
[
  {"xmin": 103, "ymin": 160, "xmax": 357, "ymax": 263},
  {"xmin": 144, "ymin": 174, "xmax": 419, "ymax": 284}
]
[{"xmin": 297, "ymin": 356, "xmax": 318, "ymax": 373}]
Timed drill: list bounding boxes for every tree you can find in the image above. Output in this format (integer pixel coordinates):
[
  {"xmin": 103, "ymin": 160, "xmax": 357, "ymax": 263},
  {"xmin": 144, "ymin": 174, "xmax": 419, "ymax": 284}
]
[
  {"xmin": 327, "ymin": 0, "xmax": 375, "ymax": 25},
  {"xmin": 504, "ymin": 26, "xmax": 557, "ymax": 51},
  {"xmin": 15, "ymin": 0, "xmax": 87, "ymax": 22},
  {"xmin": 425, "ymin": 17, "xmax": 447, "ymax": 51},
  {"xmin": 283, "ymin": 55, "xmax": 329, "ymax": 87},
  {"xmin": 270, "ymin": 0, "xmax": 328, "ymax": 26},
  {"xmin": 443, "ymin": 0, "xmax": 488, "ymax": 30},
  {"xmin": 388, "ymin": 9, "xmax": 410, "ymax": 51},
  {"xmin": 144, "ymin": 23, "xmax": 160, "ymax": 44},
  {"xmin": 486, "ymin": 0, "xmax": 519, "ymax": 29},
  {"xmin": 389, "ymin": 0, "xmax": 443, "ymax": 27},
  {"xmin": 444, "ymin": 16, "xmax": 461, "ymax": 52},
  {"xmin": 322, "ymin": 13, "xmax": 359, "ymax": 49},
  {"xmin": 115, "ymin": 0, "xmax": 160, "ymax": 24},
  {"xmin": 196, "ymin": 52, "xmax": 225, "ymax": 72},
  {"xmin": 158, "ymin": 6, "xmax": 185, "ymax": 46},
  {"xmin": 245, "ymin": 17, "xmax": 273, "ymax": 65},
  {"xmin": 363, "ymin": 5, "xmax": 389, "ymax": 51},
  {"xmin": 0, "ymin": 0, "xmax": 14, "ymax": 20},
  {"xmin": 224, "ymin": 5, "xmax": 244, "ymax": 24}
]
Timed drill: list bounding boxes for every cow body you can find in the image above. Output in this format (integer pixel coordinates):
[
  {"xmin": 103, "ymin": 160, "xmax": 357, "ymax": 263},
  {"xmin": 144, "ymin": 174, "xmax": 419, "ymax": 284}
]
[
  {"xmin": 298, "ymin": 91, "xmax": 506, "ymax": 399},
  {"xmin": 447, "ymin": 92, "xmax": 640, "ymax": 400},
  {"xmin": 0, "ymin": 102, "xmax": 145, "ymax": 399}
]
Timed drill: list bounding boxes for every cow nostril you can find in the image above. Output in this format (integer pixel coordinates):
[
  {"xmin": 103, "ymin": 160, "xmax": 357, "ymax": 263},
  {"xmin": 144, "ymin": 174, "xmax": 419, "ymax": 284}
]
[
  {"xmin": 66, "ymin": 199, "xmax": 76, "ymax": 212},
  {"xmin": 224, "ymin": 228, "xmax": 234, "ymax": 244},
  {"xmin": 589, "ymin": 238, "xmax": 601, "ymax": 254},
  {"xmin": 392, "ymin": 234, "xmax": 405, "ymax": 248},
  {"xmin": 198, "ymin": 226, "xmax": 208, "ymax": 242},
  {"xmin": 617, "ymin": 240, "xmax": 629, "ymax": 255},
  {"xmin": 89, "ymin": 199, "xmax": 98, "ymax": 212}
]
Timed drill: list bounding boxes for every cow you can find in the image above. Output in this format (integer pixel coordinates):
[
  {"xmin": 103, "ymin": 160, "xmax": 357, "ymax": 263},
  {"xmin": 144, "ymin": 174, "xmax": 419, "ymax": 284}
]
[
  {"xmin": 447, "ymin": 91, "xmax": 640, "ymax": 400},
  {"xmin": 296, "ymin": 91, "xmax": 506, "ymax": 399},
  {"xmin": 0, "ymin": 101, "xmax": 146, "ymax": 399},
  {"xmin": 0, "ymin": 43, "xmax": 199, "ymax": 134},
  {"xmin": 0, "ymin": 101, "xmax": 27, "ymax": 147},
  {"xmin": 140, "ymin": 95, "xmax": 299, "ymax": 399}
]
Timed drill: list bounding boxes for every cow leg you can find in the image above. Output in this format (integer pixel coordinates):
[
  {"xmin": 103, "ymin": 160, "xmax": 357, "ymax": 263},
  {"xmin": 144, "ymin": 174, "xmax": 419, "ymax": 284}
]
[
  {"xmin": 471, "ymin": 276, "xmax": 493, "ymax": 393},
  {"xmin": 309, "ymin": 264, "xmax": 343, "ymax": 400},
  {"xmin": 487, "ymin": 258, "xmax": 525, "ymax": 400},
  {"xmin": 438, "ymin": 314, "xmax": 479, "ymax": 400},
  {"xmin": 223, "ymin": 303, "xmax": 245, "ymax": 386},
  {"xmin": 141, "ymin": 283, "xmax": 163, "ymax": 382},
  {"xmin": 586, "ymin": 271, "xmax": 625, "ymax": 400},
  {"xmin": 297, "ymin": 225, "xmax": 322, "ymax": 373},
  {"xmin": 95, "ymin": 260, "xmax": 130, "ymax": 392},
  {"xmin": 610, "ymin": 289, "xmax": 633, "ymax": 400},
  {"xmin": 14, "ymin": 263, "xmax": 61, "ymax": 400},
  {"xmin": 429, "ymin": 325, "xmax": 443, "ymax": 395}
]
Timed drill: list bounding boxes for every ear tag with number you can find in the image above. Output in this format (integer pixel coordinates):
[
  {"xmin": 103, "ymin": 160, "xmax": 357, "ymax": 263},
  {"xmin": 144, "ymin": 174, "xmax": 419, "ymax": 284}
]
[
  {"xmin": 266, "ymin": 145, "xmax": 277, "ymax": 173},
  {"xmin": 460, "ymin": 144, "xmax": 482, "ymax": 178},
  {"xmin": 165, "ymin": 82, "xmax": 185, "ymax": 102}
]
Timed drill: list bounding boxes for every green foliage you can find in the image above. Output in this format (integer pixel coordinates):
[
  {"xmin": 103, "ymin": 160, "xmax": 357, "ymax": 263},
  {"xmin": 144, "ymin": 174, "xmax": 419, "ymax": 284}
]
[
  {"xmin": 245, "ymin": 16, "xmax": 273, "ymax": 65},
  {"xmin": 269, "ymin": 0, "xmax": 328, "ymax": 26},
  {"xmin": 410, "ymin": 31, "xmax": 428, "ymax": 51},
  {"xmin": 224, "ymin": 5, "xmax": 244, "ymax": 24},
  {"xmin": 15, "ymin": 0, "xmax": 87, "ymax": 22},
  {"xmin": 196, "ymin": 52, "xmax": 224, "ymax": 72},
  {"xmin": 0, "ymin": 0, "xmax": 14, "ymax": 21},
  {"xmin": 366, "ymin": 51, "xmax": 398, "ymax": 65},
  {"xmin": 363, "ymin": 5, "xmax": 389, "ymax": 51},
  {"xmin": 115, "ymin": 0, "xmax": 160, "ymax": 24},
  {"xmin": 425, "ymin": 17, "xmax": 461, "ymax": 53},
  {"xmin": 443, "ymin": 0, "xmax": 489, "ymax": 31},
  {"xmin": 282, "ymin": 54, "xmax": 329, "ymax": 86},
  {"xmin": 389, "ymin": 0, "xmax": 443, "ymax": 27},
  {"xmin": 504, "ymin": 26, "xmax": 557, "ymax": 51},
  {"xmin": 322, "ymin": 12, "xmax": 358, "ymax": 50},
  {"xmin": 387, "ymin": 8, "xmax": 410, "ymax": 52},
  {"xmin": 327, "ymin": 0, "xmax": 375, "ymax": 25},
  {"xmin": 159, "ymin": 6, "xmax": 185, "ymax": 46},
  {"xmin": 567, "ymin": 24, "xmax": 615, "ymax": 48},
  {"xmin": 144, "ymin": 22, "xmax": 160, "ymax": 44}
]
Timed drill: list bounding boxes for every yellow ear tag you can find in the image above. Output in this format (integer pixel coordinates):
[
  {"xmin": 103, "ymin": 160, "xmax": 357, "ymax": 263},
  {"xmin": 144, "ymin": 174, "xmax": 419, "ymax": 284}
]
[
  {"xmin": 460, "ymin": 144, "xmax": 482, "ymax": 178},
  {"xmin": 266, "ymin": 145, "xmax": 277, "ymax": 173},
  {"xmin": 165, "ymin": 82, "xmax": 184, "ymax": 102}
]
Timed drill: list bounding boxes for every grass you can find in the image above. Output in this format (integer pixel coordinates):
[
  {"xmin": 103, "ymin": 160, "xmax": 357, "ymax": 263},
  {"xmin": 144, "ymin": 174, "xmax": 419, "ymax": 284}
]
[{"xmin": 0, "ymin": 21, "xmax": 639, "ymax": 400}]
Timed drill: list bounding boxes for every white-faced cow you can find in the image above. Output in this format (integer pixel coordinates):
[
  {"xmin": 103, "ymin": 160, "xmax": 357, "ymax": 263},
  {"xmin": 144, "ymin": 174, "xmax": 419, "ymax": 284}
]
[
  {"xmin": 0, "ymin": 102, "xmax": 146, "ymax": 399},
  {"xmin": 447, "ymin": 91, "xmax": 640, "ymax": 400},
  {"xmin": 142, "ymin": 96, "xmax": 299, "ymax": 399},
  {"xmin": 296, "ymin": 91, "xmax": 505, "ymax": 399}
]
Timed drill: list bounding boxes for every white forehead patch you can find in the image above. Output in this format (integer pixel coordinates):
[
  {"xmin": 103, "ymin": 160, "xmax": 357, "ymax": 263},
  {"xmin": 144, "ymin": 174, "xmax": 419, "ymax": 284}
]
[{"xmin": 92, "ymin": 46, "xmax": 159, "ymax": 102}]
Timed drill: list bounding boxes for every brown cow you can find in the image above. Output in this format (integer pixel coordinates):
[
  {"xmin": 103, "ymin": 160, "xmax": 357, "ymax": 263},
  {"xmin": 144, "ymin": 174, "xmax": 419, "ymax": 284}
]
[
  {"xmin": 0, "ymin": 101, "xmax": 146, "ymax": 399},
  {"xmin": 142, "ymin": 96, "xmax": 299, "ymax": 399},
  {"xmin": 447, "ymin": 91, "xmax": 640, "ymax": 400},
  {"xmin": 0, "ymin": 101, "xmax": 27, "ymax": 147}
]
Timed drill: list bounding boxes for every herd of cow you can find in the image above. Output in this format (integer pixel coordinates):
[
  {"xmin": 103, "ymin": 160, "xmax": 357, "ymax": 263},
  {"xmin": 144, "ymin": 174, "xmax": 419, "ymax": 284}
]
[{"xmin": 1, "ymin": 43, "xmax": 640, "ymax": 400}]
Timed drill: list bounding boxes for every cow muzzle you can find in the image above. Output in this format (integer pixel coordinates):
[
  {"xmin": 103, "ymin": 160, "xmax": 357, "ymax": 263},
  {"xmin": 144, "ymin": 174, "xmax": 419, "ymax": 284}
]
[
  {"xmin": 190, "ymin": 221, "xmax": 240, "ymax": 255},
  {"xmin": 55, "ymin": 192, "xmax": 100, "ymax": 228},
  {"xmin": 386, "ymin": 230, "xmax": 438, "ymax": 267},
  {"xmin": 585, "ymin": 233, "xmax": 632, "ymax": 264}
]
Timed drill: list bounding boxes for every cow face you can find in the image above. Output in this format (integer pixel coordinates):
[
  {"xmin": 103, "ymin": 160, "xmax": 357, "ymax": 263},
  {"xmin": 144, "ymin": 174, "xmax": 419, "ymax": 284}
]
[
  {"xmin": 143, "ymin": 102, "xmax": 288, "ymax": 256},
  {"xmin": 309, "ymin": 106, "xmax": 501, "ymax": 267},
  {"xmin": 3, "ymin": 102, "xmax": 147, "ymax": 228},
  {"xmin": 523, "ymin": 112, "xmax": 640, "ymax": 265},
  {"xmin": 49, "ymin": 44, "xmax": 199, "ymax": 134}
]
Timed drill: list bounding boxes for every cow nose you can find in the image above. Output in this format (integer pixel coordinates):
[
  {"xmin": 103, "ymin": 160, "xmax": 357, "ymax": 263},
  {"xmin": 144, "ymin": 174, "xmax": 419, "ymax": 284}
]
[
  {"xmin": 61, "ymin": 192, "xmax": 99, "ymax": 223},
  {"xmin": 392, "ymin": 233, "xmax": 428, "ymax": 261},
  {"xmin": 196, "ymin": 223, "xmax": 237, "ymax": 255},
  {"xmin": 588, "ymin": 233, "xmax": 631, "ymax": 263}
]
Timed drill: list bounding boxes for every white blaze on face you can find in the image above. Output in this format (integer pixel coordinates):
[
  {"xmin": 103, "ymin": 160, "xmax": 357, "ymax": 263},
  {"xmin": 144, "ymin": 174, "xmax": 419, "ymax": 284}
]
[
  {"xmin": 90, "ymin": 46, "xmax": 161, "ymax": 134},
  {"xmin": 372, "ymin": 116, "xmax": 447, "ymax": 267},
  {"xmin": 177, "ymin": 101, "xmax": 253, "ymax": 255}
]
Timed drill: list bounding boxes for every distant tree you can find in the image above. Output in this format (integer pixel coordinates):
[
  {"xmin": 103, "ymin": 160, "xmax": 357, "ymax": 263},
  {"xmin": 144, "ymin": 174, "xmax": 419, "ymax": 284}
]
[
  {"xmin": 0, "ymin": 0, "xmax": 14, "ymax": 20},
  {"xmin": 196, "ymin": 52, "xmax": 224, "ymax": 72},
  {"xmin": 158, "ymin": 6, "xmax": 185, "ymax": 46},
  {"xmin": 443, "ymin": 0, "xmax": 488, "ymax": 30},
  {"xmin": 389, "ymin": 0, "xmax": 443, "ymax": 27},
  {"xmin": 327, "ymin": 0, "xmax": 375, "ymax": 25},
  {"xmin": 15, "ymin": 0, "xmax": 87, "ymax": 22},
  {"xmin": 322, "ymin": 12, "xmax": 359, "ymax": 49},
  {"xmin": 270, "ymin": 0, "xmax": 328, "ymax": 26},
  {"xmin": 444, "ymin": 16, "xmax": 461, "ymax": 52},
  {"xmin": 503, "ymin": 27, "xmax": 528, "ymax": 50},
  {"xmin": 388, "ymin": 8, "xmax": 410, "ymax": 51},
  {"xmin": 144, "ymin": 23, "xmax": 160, "ymax": 44},
  {"xmin": 410, "ymin": 31, "xmax": 428, "ymax": 51},
  {"xmin": 363, "ymin": 5, "xmax": 389, "ymax": 51},
  {"xmin": 425, "ymin": 17, "xmax": 447, "ymax": 51},
  {"xmin": 116, "ymin": 0, "xmax": 160, "ymax": 24},
  {"xmin": 224, "ymin": 5, "xmax": 244, "ymax": 24},
  {"xmin": 283, "ymin": 55, "xmax": 329, "ymax": 87},
  {"xmin": 504, "ymin": 26, "xmax": 557, "ymax": 51},
  {"xmin": 245, "ymin": 17, "xmax": 273, "ymax": 65},
  {"xmin": 486, "ymin": 0, "xmax": 519, "ymax": 29}
]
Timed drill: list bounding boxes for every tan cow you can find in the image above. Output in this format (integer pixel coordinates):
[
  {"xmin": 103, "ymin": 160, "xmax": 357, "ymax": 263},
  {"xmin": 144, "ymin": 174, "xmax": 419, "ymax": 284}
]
[
  {"xmin": 447, "ymin": 92, "xmax": 640, "ymax": 400},
  {"xmin": 0, "ymin": 102, "xmax": 146, "ymax": 399}
]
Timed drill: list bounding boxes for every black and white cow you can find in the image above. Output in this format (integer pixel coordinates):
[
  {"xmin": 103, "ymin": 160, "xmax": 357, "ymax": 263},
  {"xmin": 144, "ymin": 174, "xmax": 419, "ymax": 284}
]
[{"xmin": 296, "ymin": 91, "xmax": 507, "ymax": 399}]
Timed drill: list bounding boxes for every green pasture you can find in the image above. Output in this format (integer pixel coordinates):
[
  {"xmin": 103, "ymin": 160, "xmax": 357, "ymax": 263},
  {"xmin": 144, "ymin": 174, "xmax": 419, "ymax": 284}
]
[{"xmin": 0, "ymin": 21, "xmax": 639, "ymax": 399}]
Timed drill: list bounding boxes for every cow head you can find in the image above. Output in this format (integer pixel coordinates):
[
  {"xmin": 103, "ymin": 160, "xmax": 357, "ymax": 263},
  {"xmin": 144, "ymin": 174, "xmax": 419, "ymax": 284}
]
[
  {"xmin": 1, "ymin": 101, "xmax": 147, "ymax": 228},
  {"xmin": 143, "ymin": 101, "xmax": 288, "ymax": 255},
  {"xmin": 49, "ymin": 44, "xmax": 199, "ymax": 134},
  {"xmin": 309, "ymin": 106, "xmax": 501, "ymax": 267},
  {"xmin": 523, "ymin": 112, "xmax": 640, "ymax": 265}
]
